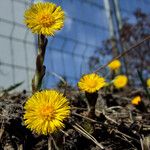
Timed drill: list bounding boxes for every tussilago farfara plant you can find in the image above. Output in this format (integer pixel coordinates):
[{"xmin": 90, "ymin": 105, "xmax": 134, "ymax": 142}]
[
  {"xmin": 108, "ymin": 59, "xmax": 121, "ymax": 71},
  {"xmin": 23, "ymin": 2, "xmax": 70, "ymax": 149},
  {"xmin": 77, "ymin": 61, "xmax": 128, "ymax": 118},
  {"xmin": 147, "ymin": 78, "xmax": 150, "ymax": 88},
  {"xmin": 24, "ymin": 2, "xmax": 65, "ymax": 36},
  {"xmin": 131, "ymin": 96, "xmax": 147, "ymax": 112},
  {"xmin": 113, "ymin": 75, "xmax": 128, "ymax": 89},
  {"xmin": 78, "ymin": 73, "xmax": 106, "ymax": 117},
  {"xmin": 131, "ymin": 96, "xmax": 141, "ymax": 105},
  {"xmin": 24, "ymin": 2, "xmax": 65, "ymax": 92},
  {"xmin": 76, "ymin": 57, "xmax": 130, "ymax": 118},
  {"xmin": 24, "ymin": 90, "xmax": 70, "ymax": 135},
  {"xmin": 78, "ymin": 73, "xmax": 106, "ymax": 93}
]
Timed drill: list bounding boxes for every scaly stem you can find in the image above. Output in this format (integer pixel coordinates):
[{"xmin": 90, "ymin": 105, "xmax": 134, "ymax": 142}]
[
  {"xmin": 85, "ymin": 92, "xmax": 98, "ymax": 118},
  {"xmin": 32, "ymin": 34, "xmax": 48, "ymax": 93}
]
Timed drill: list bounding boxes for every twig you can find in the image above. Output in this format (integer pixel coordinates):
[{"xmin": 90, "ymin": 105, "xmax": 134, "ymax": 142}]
[
  {"xmin": 129, "ymin": 110, "xmax": 134, "ymax": 123},
  {"xmin": 111, "ymin": 95, "xmax": 131, "ymax": 101},
  {"xmin": 0, "ymin": 119, "xmax": 4, "ymax": 140},
  {"xmin": 115, "ymin": 129, "xmax": 139, "ymax": 142},
  {"xmin": 129, "ymin": 88, "xmax": 145, "ymax": 96},
  {"xmin": 115, "ymin": 134, "xmax": 137, "ymax": 149},
  {"xmin": 72, "ymin": 123, "xmax": 105, "ymax": 149},
  {"xmin": 60, "ymin": 129, "xmax": 69, "ymax": 136},
  {"xmin": 71, "ymin": 107, "xmax": 87, "ymax": 111},
  {"xmin": 107, "ymin": 106, "xmax": 124, "ymax": 110},
  {"xmin": 48, "ymin": 71, "xmax": 67, "ymax": 85},
  {"xmin": 51, "ymin": 135, "xmax": 59, "ymax": 150},
  {"xmin": 140, "ymin": 137, "xmax": 144, "ymax": 150},
  {"xmin": 96, "ymin": 109, "xmax": 119, "ymax": 125},
  {"xmin": 48, "ymin": 135, "xmax": 52, "ymax": 150},
  {"xmin": 72, "ymin": 112, "xmax": 99, "ymax": 123},
  {"xmin": 94, "ymin": 36, "xmax": 150, "ymax": 73}
]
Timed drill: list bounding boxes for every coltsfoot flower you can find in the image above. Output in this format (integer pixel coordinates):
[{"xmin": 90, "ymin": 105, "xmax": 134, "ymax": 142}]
[
  {"xmin": 24, "ymin": 2, "xmax": 65, "ymax": 36},
  {"xmin": 113, "ymin": 75, "xmax": 128, "ymax": 89},
  {"xmin": 77, "ymin": 73, "xmax": 106, "ymax": 93},
  {"xmin": 24, "ymin": 90, "xmax": 70, "ymax": 135},
  {"xmin": 147, "ymin": 78, "xmax": 150, "ymax": 88},
  {"xmin": 108, "ymin": 59, "xmax": 121, "ymax": 71},
  {"xmin": 131, "ymin": 96, "xmax": 141, "ymax": 105}
]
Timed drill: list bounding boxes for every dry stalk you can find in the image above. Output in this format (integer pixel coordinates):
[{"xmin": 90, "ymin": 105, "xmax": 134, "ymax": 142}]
[
  {"xmin": 140, "ymin": 137, "xmax": 144, "ymax": 150},
  {"xmin": 72, "ymin": 112, "xmax": 99, "ymax": 123},
  {"xmin": 115, "ymin": 129, "xmax": 139, "ymax": 142},
  {"xmin": 72, "ymin": 123, "xmax": 105, "ymax": 149},
  {"xmin": 96, "ymin": 109, "xmax": 119, "ymax": 125},
  {"xmin": 51, "ymin": 135, "xmax": 60, "ymax": 150},
  {"xmin": 48, "ymin": 135, "xmax": 52, "ymax": 150},
  {"xmin": 94, "ymin": 36, "xmax": 150, "ymax": 73}
]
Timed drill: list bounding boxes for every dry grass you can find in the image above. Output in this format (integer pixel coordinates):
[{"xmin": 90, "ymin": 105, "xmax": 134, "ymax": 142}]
[{"xmin": 0, "ymin": 87, "xmax": 150, "ymax": 150}]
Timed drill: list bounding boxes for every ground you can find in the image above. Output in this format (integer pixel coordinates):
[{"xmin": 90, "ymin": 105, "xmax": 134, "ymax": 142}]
[{"xmin": 0, "ymin": 87, "xmax": 150, "ymax": 150}]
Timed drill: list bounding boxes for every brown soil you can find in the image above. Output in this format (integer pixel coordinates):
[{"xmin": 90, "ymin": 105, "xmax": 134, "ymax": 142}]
[{"xmin": 0, "ymin": 88, "xmax": 150, "ymax": 150}]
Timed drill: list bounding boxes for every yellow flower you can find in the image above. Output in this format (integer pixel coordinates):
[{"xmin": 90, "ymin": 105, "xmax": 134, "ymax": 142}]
[
  {"xmin": 24, "ymin": 90, "xmax": 70, "ymax": 135},
  {"xmin": 77, "ymin": 73, "xmax": 106, "ymax": 93},
  {"xmin": 24, "ymin": 2, "xmax": 65, "ymax": 36},
  {"xmin": 113, "ymin": 75, "xmax": 128, "ymax": 89},
  {"xmin": 147, "ymin": 78, "xmax": 150, "ymax": 88},
  {"xmin": 131, "ymin": 96, "xmax": 141, "ymax": 105},
  {"xmin": 108, "ymin": 59, "xmax": 121, "ymax": 71}
]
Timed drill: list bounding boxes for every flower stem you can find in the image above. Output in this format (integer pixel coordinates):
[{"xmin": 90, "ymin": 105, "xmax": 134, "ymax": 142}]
[
  {"xmin": 85, "ymin": 92, "xmax": 98, "ymax": 118},
  {"xmin": 32, "ymin": 34, "xmax": 48, "ymax": 93}
]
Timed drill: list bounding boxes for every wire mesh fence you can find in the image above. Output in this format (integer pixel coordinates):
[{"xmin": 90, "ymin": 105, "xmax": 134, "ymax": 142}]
[
  {"xmin": 43, "ymin": 0, "xmax": 110, "ymax": 88},
  {"xmin": 0, "ymin": 0, "xmax": 36, "ymax": 91},
  {"xmin": 0, "ymin": 0, "xmax": 150, "ymax": 91}
]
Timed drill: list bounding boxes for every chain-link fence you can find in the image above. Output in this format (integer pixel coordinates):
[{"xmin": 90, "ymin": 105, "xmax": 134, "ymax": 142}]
[
  {"xmin": 0, "ymin": 0, "xmax": 36, "ymax": 91},
  {"xmin": 43, "ymin": 0, "xmax": 110, "ymax": 88}
]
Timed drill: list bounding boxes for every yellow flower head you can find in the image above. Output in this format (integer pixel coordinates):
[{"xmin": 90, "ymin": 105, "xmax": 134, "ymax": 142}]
[
  {"xmin": 147, "ymin": 78, "xmax": 150, "ymax": 88},
  {"xmin": 24, "ymin": 90, "xmax": 70, "ymax": 135},
  {"xmin": 131, "ymin": 96, "xmax": 141, "ymax": 105},
  {"xmin": 113, "ymin": 75, "xmax": 128, "ymax": 89},
  {"xmin": 108, "ymin": 59, "xmax": 121, "ymax": 71},
  {"xmin": 77, "ymin": 73, "xmax": 106, "ymax": 93},
  {"xmin": 24, "ymin": 2, "xmax": 65, "ymax": 36}
]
